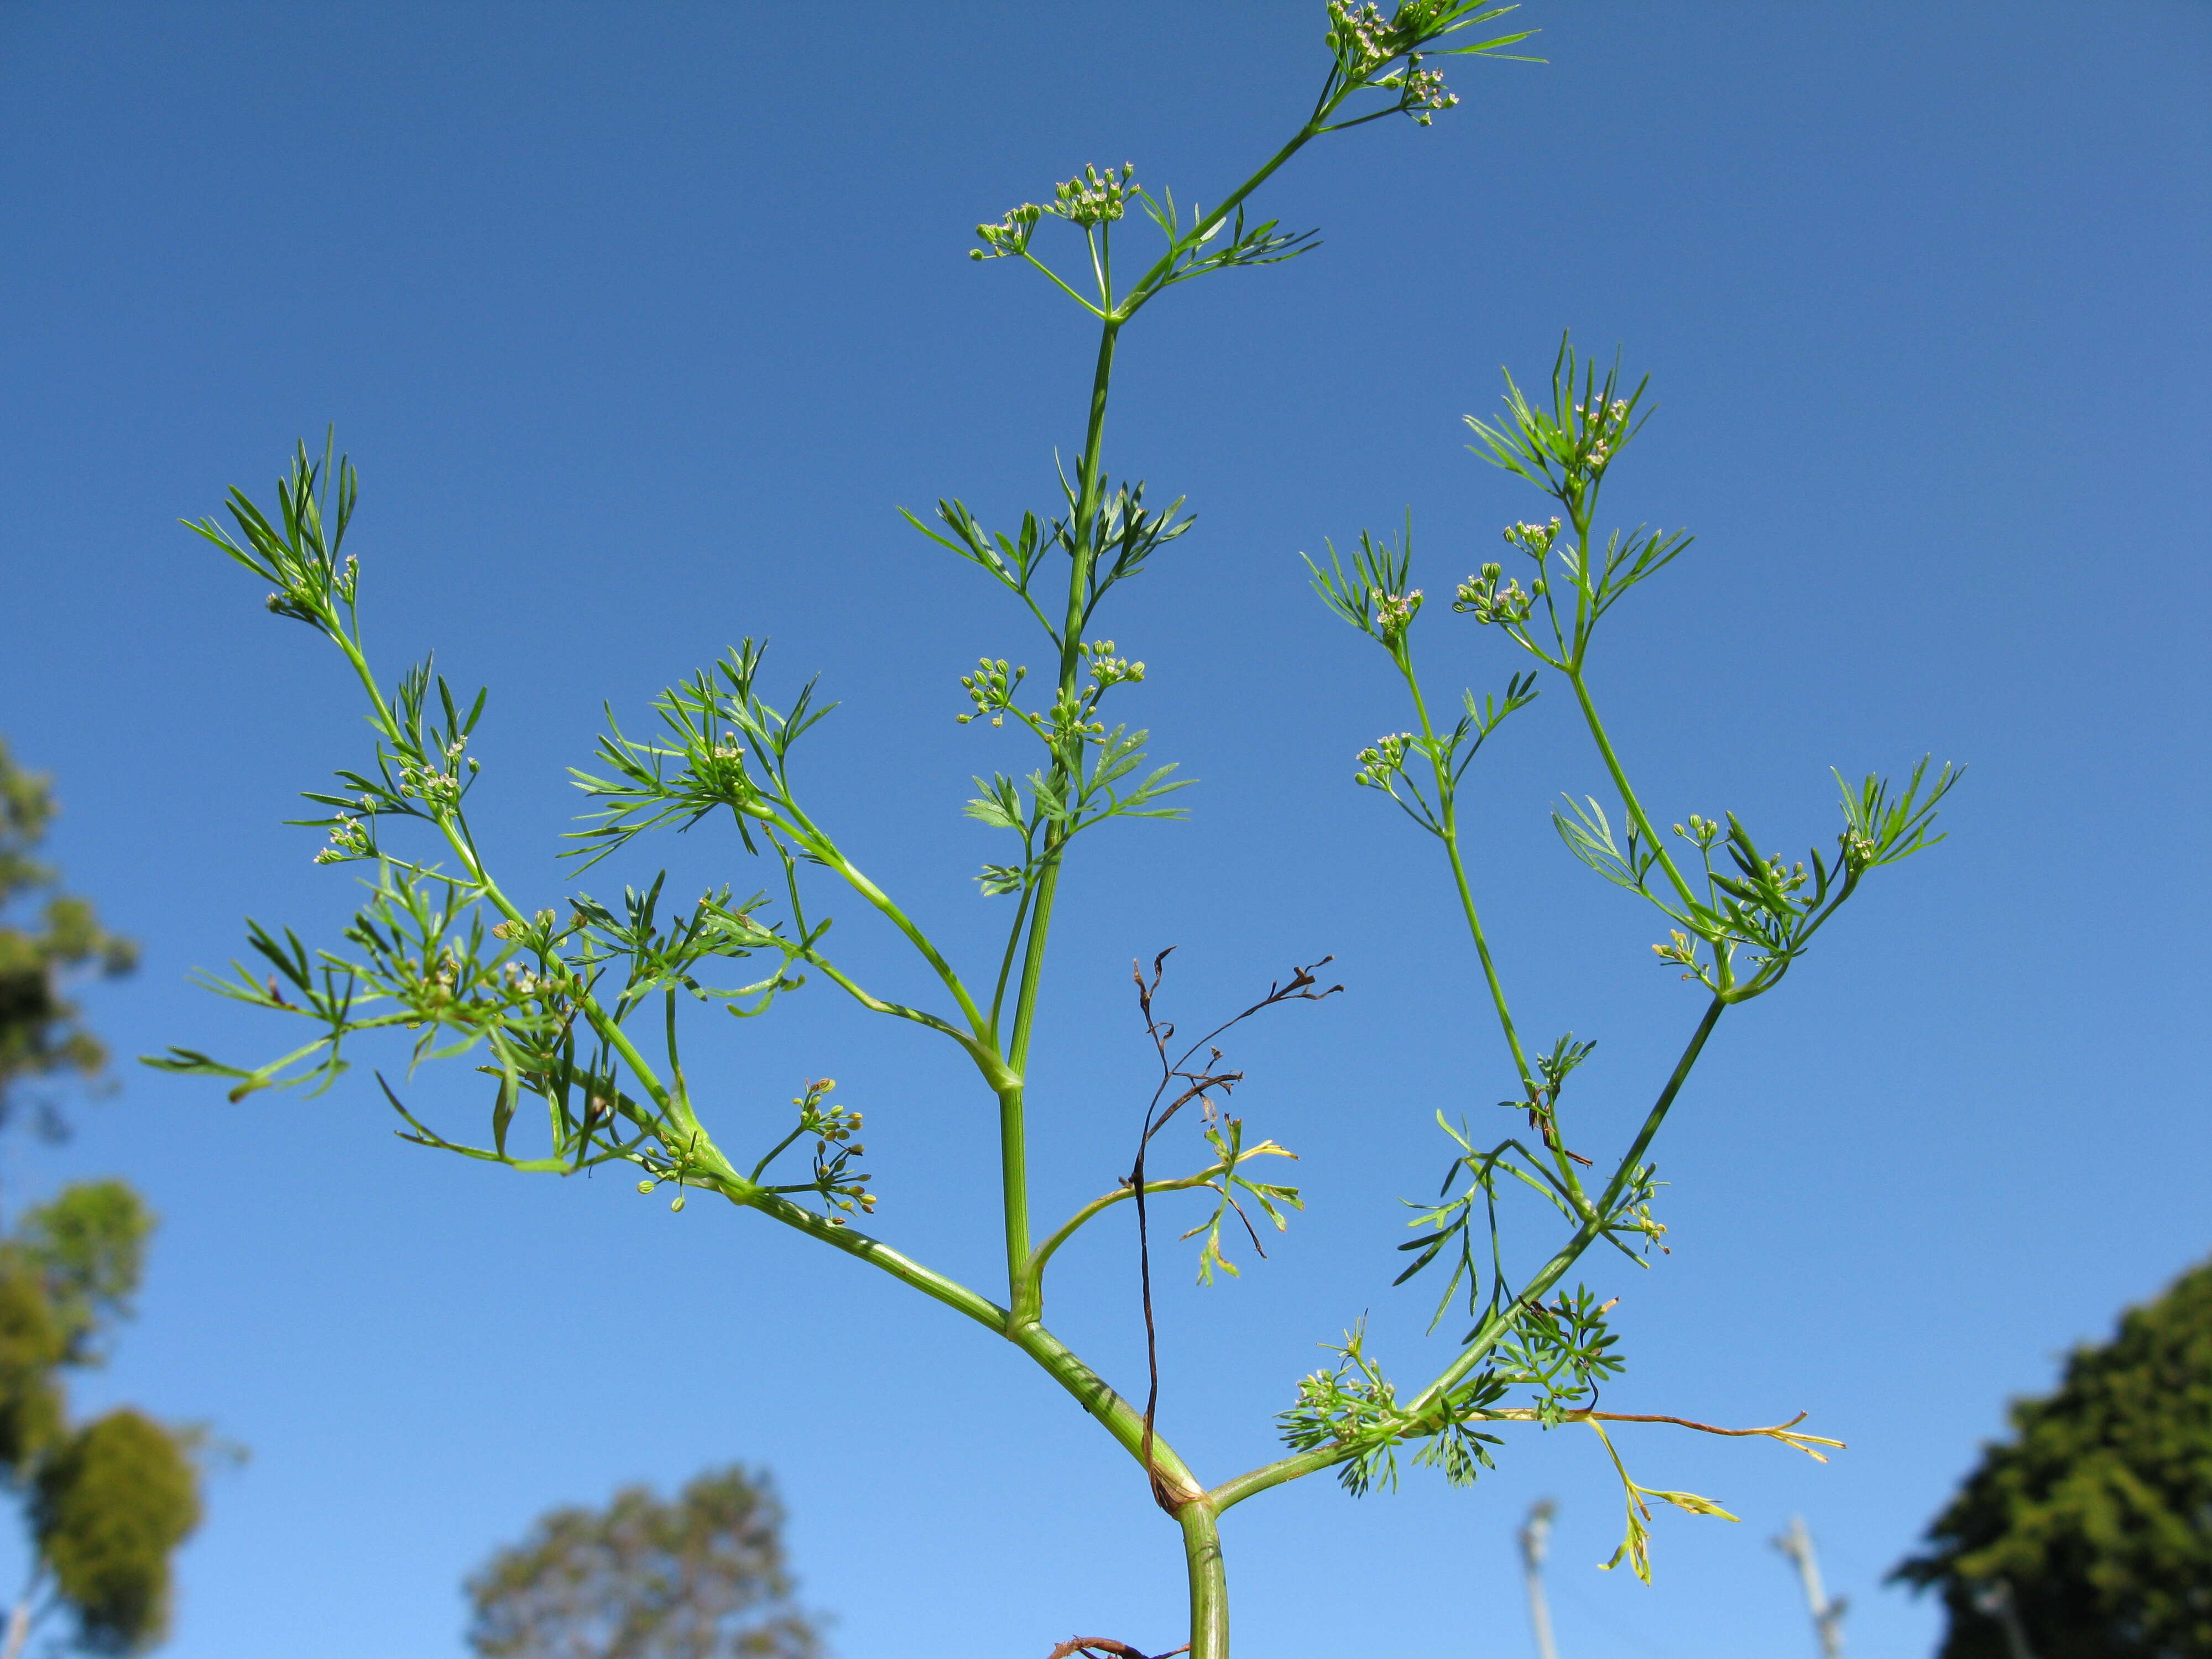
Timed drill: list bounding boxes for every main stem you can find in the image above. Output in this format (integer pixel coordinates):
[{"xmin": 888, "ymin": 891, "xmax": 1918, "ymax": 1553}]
[
  {"xmin": 1182, "ymin": 1504, "xmax": 1229, "ymax": 1659},
  {"xmin": 1000, "ymin": 320, "xmax": 1122, "ymax": 1300}
]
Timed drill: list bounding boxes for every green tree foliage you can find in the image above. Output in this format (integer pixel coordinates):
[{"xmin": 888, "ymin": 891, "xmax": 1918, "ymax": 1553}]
[
  {"xmin": 0, "ymin": 736, "xmax": 138, "ymax": 1135},
  {"xmin": 465, "ymin": 1467, "xmax": 821, "ymax": 1659},
  {"xmin": 0, "ymin": 1185, "xmax": 203, "ymax": 1657},
  {"xmin": 0, "ymin": 740, "xmax": 202, "ymax": 1656},
  {"xmin": 1895, "ymin": 1256, "xmax": 2212, "ymax": 1659},
  {"xmin": 30, "ymin": 1411, "xmax": 202, "ymax": 1656}
]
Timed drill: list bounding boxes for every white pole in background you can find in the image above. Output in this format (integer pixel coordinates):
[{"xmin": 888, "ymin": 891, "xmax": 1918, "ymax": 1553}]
[
  {"xmin": 1773, "ymin": 1515, "xmax": 1846, "ymax": 1659},
  {"xmin": 1518, "ymin": 1499, "xmax": 1559, "ymax": 1659},
  {"xmin": 1971, "ymin": 1580, "xmax": 2037, "ymax": 1659}
]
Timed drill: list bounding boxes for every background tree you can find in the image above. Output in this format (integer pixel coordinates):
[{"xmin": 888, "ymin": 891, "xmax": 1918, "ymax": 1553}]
[
  {"xmin": 0, "ymin": 737, "xmax": 138, "ymax": 1138},
  {"xmin": 465, "ymin": 1466, "xmax": 821, "ymax": 1659},
  {"xmin": 0, "ymin": 1183, "xmax": 202, "ymax": 1657},
  {"xmin": 0, "ymin": 735, "xmax": 205, "ymax": 1656},
  {"xmin": 1893, "ymin": 1255, "xmax": 2212, "ymax": 1659}
]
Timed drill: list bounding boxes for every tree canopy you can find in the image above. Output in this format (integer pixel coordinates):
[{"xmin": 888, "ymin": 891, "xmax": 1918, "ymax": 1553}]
[
  {"xmin": 0, "ymin": 736, "xmax": 201, "ymax": 1656},
  {"xmin": 466, "ymin": 1467, "xmax": 822, "ymax": 1659},
  {"xmin": 0, "ymin": 735, "xmax": 137, "ymax": 1135},
  {"xmin": 0, "ymin": 1182, "xmax": 202, "ymax": 1656},
  {"xmin": 1895, "ymin": 1255, "xmax": 2212, "ymax": 1659}
]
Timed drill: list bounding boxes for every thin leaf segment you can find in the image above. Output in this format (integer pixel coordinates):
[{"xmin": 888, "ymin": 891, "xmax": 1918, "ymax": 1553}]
[{"xmin": 161, "ymin": 8, "xmax": 1953, "ymax": 1655}]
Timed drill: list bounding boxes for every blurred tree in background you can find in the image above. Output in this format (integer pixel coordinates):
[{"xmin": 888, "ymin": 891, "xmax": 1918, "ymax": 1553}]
[
  {"xmin": 1, "ymin": 737, "xmax": 138, "ymax": 1138},
  {"xmin": 0, "ymin": 737, "xmax": 205, "ymax": 1655},
  {"xmin": 466, "ymin": 1466, "xmax": 821, "ymax": 1659},
  {"xmin": 0, "ymin": 1184, "xmax": 202, "ymax": 1656},
  {"xmin": 1895, "ymin": 1255, "xmax": 2212, "ymax": 1659}
]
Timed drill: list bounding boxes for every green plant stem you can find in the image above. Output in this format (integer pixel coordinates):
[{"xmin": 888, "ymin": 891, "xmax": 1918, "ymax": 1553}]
[
  {"xmin": 1564, "ymin": 668, "xmax": 1698, "ymax": 911},
  {"xmin": 738, "ymin": 1190, "xmax": 1009, "ymax": 1331},
  {"xmin": 986, "ymin": 75, "xmax": 1384, "ymax": 1439},
  {"xmin": 1413, "ymin": 993, "xmax": 1723, "ymax": 1410},
  {"xmin": 1029, "ymin": 1170, "xmax": 1224, "ymax": 1278},
  {"xmin": 1209, "ymin": 997, "xmax": 1727, "ymax": 1514},
  {"xmin": 987, "ymin": 880, "xmax": 1037, "ymax": 1040},
  {"xmin": 996, "ymin": 1078, "xmax": 1033, "ymax": 1303},
  {"xmin": 997, "ymin": 315, "xmax": 1123, "ymax": 1302},
  {"xmin": 662, "ymin": 988, "xmax": 686, "ymax": 1109},
  {"xmin": 1118, "ymin": 118, "xmax": 1331, "ymax": 325},
  {"xmin": 1004, "ymin": 1317, "xmax": 1208, "ymax": 1506},
  {"xmin": 1181, "ymin": 1503, "xmax": 1229, "ymax": 1659},
  {"xmin": 1057, "ymin": 322, "xmax": 1122, "ymax": 676},
  {"xmin": 1394, "ymin": 650, "xmax": 1536, "ymax": 1094},
  {"xmin": 774, "ymin": 807, "xmax": 993, "ymax": 1042},
  {"xmin": 1442, "ymin": 831, "xmax": 1538, "ymax": 1086}
]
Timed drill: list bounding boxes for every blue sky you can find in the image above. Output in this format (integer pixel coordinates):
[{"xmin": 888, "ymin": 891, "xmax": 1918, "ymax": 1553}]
[{"xmin": 2, "ymin": 3, "xmax": 2208, "ymax": 1656}]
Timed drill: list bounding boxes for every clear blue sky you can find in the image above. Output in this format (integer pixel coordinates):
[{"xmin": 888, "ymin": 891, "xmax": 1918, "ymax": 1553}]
[{"xmin": 3, "ymin": 4, "xmax": 2208, "ymax": 1656}]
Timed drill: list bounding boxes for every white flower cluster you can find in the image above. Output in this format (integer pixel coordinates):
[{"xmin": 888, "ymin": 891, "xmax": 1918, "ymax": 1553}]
[
  {"xmin": 1375, "ymin": 587, "xmax": 1423, "ymax": 640},
  {"xmin": 972, "ymin": 202, "xmax": 1041, "ymax": 261},
  {"xmin": 1574, "ymin": 399, "xmax": 1630, "ymax": 468},
  {"xmin": 1354, "ymin": 731, "xmax": 1418, "ymax": 787},
  {"xmin": 397, "ymin": 736, "xmax": 470, "ymax": 811},
  {"xmin": 1402, "ymin": 65, "xmax": 1458, "ymax": 120},
  {"xmin": 502, "ymin": 959, "xmax": 551, "ymax": 998},
  {"xmin": 1453, "ymin": 562, "xmax": 1538, "ymax": 625},
  {"xmin": 1504, "ymin": 517, "xmax": 1562, "ymax": 553},
  {"xmin": 1082, "ymin": 639, "xmax": 1145, "ymax": 692},
  {"xmin": 1328, "ymin": 2, "xmax": 1398, "ymax": 74},
  {"xmin": 312, "ymin": 812, "xmax": 373, "ymax": 864},
  {"xmin": 1048, "ymin": 163, "xmax": 1139, "ymax": 227}
]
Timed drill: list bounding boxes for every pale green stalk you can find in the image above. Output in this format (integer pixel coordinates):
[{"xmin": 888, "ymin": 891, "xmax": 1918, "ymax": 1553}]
[{"xmin": 1394, "ymin": 644, "xmax": 1536, "ymax": 1094}]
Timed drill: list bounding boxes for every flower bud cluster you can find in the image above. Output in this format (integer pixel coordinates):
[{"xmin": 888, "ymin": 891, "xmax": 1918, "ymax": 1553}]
[
  {"xmin": 972, "ymin": 202, "xmax": 1042, "ymax": 262},
  {"xmin": 693, "ymin": 729, "xmax": 754, "ymax": 801},
  {"xmin": 797, "ymin": 1079, "xmax": 859, "ymax": 1147},
  {"xmin": 1047, "ymin": 163, "xmax": 1139, "ymax": 227},
  {"xmin": 1672, "ymin": 814, "xmax": 1722, "ymax": 851},
  {"xmin": 1353, "ymin": 731, "xmax": 1419, "ymax": 789},
  {"xmin": 262, "ymin": 554, "xmax": 357, "ymax": 627},
  {"xmin": 1503, "ymin": 517, "xmax": 1562, "ymax": 556},
  {"xmin": 1574, "ymin": 398, "xmax": 1631, "ymax": 469},
  {"xmin": 312, "ymin": 813, "xmax": 373, "ymax": 865},
  {"xmin": 956, "ymin": 656, "xmax": 1025, "ymax": 726},
  {"xmin": 491, "ymin": 908, "xmax": 561, "ymax": 951},
  {"xmin": 1651, "ymin": 930, "xmax": 1702, "ymax": 978},
  {"xmin": 500, "ymin": 959, "xmax": 557, "ymax": 998},
  {"xmin": 397, "ymin": 737, "xmax": 473, "ymax": 813},
  {"xmin": 1374, "ymin": 588, "xmax": 1423, "ymax": 642},
  {"xmin": 795, "ymin": 1079, "xmax": 877, "ymax": 1223},
  {"xmin": 1081, "ymin": 639, "xmax": 1145, "ymax": 693},
  {"xmin": 1397, "ymin": 62, "xmax": 1458, "ymax": 123},
  {"xmin": 1048, "ymin": 686, "xmax": 1109, "ymax": 743},
  {"xmin": 1840, "ymin": 828, "xmax": 1878, "ymax": 868},
  {"xmin": 1327, "ymin": 2, "xmax": 1399, "ymax": 74},
  {"xmin": 1453, "ymin": 562, "xmax": 1540, "ymax": 625}
]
